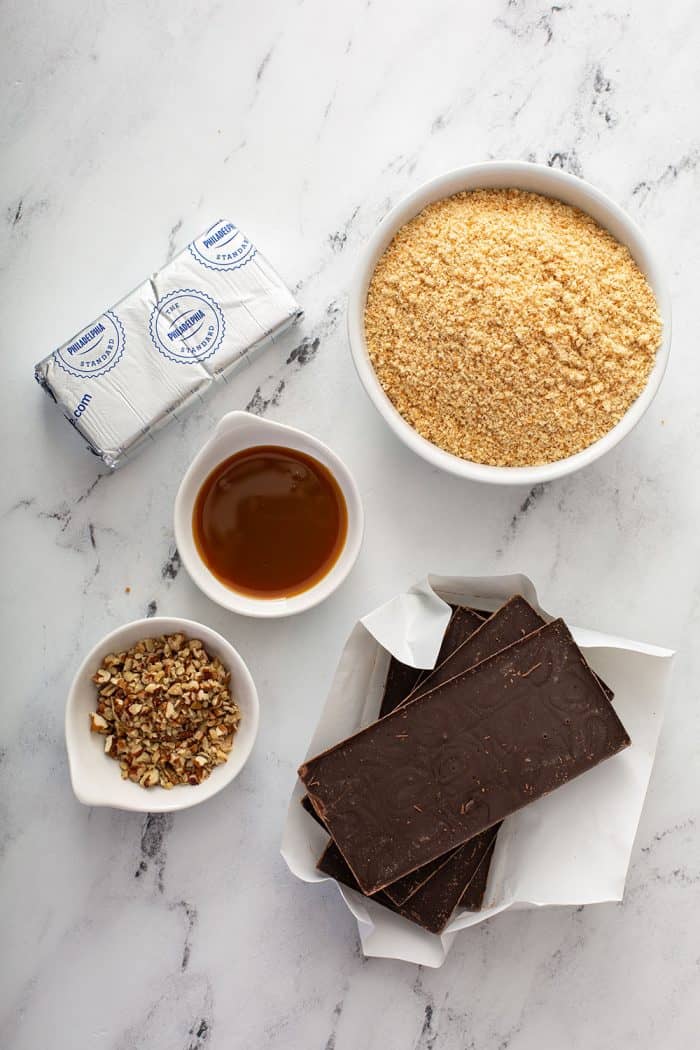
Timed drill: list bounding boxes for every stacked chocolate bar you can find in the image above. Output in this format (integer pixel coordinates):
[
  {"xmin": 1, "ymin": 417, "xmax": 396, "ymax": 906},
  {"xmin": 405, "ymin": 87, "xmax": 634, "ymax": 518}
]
[{"xmin": 299, "ymin": 596, "xmax": 630, "ymax": 935}]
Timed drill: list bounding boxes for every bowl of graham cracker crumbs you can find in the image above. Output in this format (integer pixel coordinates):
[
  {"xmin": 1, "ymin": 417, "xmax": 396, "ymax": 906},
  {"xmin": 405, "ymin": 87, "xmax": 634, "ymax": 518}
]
[{"xmin": 348, "ymin": 162, "xmax": 670, "ymax": 483}]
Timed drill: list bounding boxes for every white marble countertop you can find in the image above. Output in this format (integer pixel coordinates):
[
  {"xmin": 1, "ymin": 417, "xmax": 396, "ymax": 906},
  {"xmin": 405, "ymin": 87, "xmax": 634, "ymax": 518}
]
[{"xmin": 2, "ymin": 1, "xmax": 698, "ymax": 1046}]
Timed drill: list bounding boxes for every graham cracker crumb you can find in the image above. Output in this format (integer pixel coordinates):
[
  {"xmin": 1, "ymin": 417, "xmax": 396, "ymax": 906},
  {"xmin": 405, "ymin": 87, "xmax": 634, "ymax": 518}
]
[{"xmin": 364, "ymin": 189, "xmax": 662, "ymax": 467}]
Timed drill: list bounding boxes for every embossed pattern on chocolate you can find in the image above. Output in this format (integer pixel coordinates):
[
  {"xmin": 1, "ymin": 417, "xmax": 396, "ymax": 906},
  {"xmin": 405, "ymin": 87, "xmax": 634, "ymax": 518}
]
[{"xmin": 300, "ymin": 619, "xmax": 630, "ymax": 895}]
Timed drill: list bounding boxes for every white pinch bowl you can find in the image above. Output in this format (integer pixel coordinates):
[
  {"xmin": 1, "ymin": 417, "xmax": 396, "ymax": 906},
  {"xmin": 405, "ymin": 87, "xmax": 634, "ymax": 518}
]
[
  {"xmin": 347, "ymin": 160, "xmax": 672, "ymax": 485},
  {"xmin": 65, "ymin": 616, "xmax": 259, "ymax": 812},
  {"xmin": 174, "ymin": 411, "xmax": 364, "ymax": 617}
]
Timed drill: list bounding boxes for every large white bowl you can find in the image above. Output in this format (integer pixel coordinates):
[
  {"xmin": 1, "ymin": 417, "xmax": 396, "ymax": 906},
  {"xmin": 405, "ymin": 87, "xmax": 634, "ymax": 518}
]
[
  {"xmin": 174, "ymin": 411, "xmax": 364, "ymax": 617},
  {"xmin": 348, "ymin": 161, "xmax": 672, "ymax": 485},
  {"xmin": 65, "ymin": 617, "xmax": 259, "ymax": 812}
]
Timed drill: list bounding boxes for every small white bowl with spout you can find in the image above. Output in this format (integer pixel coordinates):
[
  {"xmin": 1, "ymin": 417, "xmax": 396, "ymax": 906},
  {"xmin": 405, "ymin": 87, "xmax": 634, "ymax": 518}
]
[
  {"xmin": 65, "ymin": 616, "xmax": 259, "ymax": 812},
  {"xmin": 174, "ymin": 411, "xmax": 364, "ymax": 617}
]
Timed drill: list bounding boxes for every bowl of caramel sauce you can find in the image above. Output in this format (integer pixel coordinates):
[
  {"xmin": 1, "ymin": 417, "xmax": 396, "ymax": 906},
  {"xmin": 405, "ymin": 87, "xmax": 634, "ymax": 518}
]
[{"xmin": 175, "ymin": 412, "xmax": 364, "ymax": 616}]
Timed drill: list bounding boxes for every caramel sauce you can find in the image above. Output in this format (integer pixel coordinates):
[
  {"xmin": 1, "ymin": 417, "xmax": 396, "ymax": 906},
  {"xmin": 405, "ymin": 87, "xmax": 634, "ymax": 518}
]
[{"xmin": 193, "ymin": 445, "xmax": 348, "ymax": 599}]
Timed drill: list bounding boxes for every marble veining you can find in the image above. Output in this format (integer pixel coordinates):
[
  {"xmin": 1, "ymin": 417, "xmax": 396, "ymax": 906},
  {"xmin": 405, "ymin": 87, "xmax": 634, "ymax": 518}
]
[{"xmin": 1, "ymin": 0, "xmax": 699, "ymax": 1047}]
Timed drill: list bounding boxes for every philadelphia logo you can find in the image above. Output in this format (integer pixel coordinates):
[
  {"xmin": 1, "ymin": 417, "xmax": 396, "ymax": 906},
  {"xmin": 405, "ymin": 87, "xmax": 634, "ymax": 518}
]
[
  {"xmin": 188, "ymin": 219, "xmax": 257, "ymax": 272},
  {"xmin": 55, "ymin": 310, "xmax": 125, "ymax": 379},
  {"xmin": 149, "ymin": 289, "xmax": 225, "ymax": 364}
]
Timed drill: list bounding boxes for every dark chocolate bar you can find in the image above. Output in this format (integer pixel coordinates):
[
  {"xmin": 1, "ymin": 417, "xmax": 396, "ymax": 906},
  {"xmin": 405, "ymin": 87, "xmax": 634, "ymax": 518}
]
[
  {"xmin": 378, "ymin": 657, "xmax": 424, "ymax": 718},
  {"xmin": 391, "ymin": 826, "xmax": 498, "ymax": 933},
  {"xmin": 375, "ymin": 598, "xmax": 541, "ymax": 904},
  {"xmin": 403, "ymin": 595, "xmax": 545, "ymax": 705},
  {"xmin": 317, "ymin": 839, "xmax": 362, "ymax": 887},
  {"xmin": 300, "ymin": 619, "xmax": 630, "ymax": 895},
  {"xmin": 384, "ymin": 599, "xmax": 544, "ymax": 903},
  {"xmin": 411, "ymin": 606, "xmax": 485, "ymax": 693},
  {"xmin": 381, "ymin": 607, "xmax": 485, "ymax": 904},
  {"xmin": 460, "ymin": 839, "xmax": 495, "ymax": 911},
  {"xmin": 302, "ymin": 610, "xmax": 457, "ymax": 825},
  {"xmin": 302, "ymin": 606, "xmax": 485, "ymax": 842},
  {"xmin": 305, "ymin": 596, "xmax": 610, "ymax": 907},
  {"xmin": 378, "ymin": 606, "xmax": 484, "ymax": 718},
  {"xmin": 318, "ymin": 825, "xmax": 497, "ymax": 934},
  {"xmin": 300, "ymin": 793, "xmax": 326, "ymax": 828},
  {"xmin": 383, "ymin": 845, "xmax": 461, "ymax": 906},
  {"xmin": 306, "ymin": 778, "xmax": 496, "ymax": 914},
  {"xmin": 405, "ymin": 595, "xmax": 614, "ymax": 706},
  {"xmin": 388, "ymin": 818, "xmax": 497, "ymax": 919}
]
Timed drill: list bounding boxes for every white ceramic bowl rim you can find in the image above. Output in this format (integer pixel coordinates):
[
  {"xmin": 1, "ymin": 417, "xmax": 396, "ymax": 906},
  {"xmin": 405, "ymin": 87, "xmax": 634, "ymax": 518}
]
[
  {"xmin": 174, "ymin": 412, "xmax": 365, "ymax": 617},
  {"xmin": 348, "ymin": 160, "xmax": 672, "ymax": 485},
  {"xmin": 65, "ymin": 616, "xmax": 260, "ymax": 812}
]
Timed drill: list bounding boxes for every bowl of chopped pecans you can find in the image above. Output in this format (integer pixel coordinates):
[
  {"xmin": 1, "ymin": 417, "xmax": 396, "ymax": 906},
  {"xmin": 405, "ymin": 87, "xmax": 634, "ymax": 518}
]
[
  {"xmin": 348, "ymin": 161, "xmax": 671, "ymax": 484},
  {"xmin": 65, "ymin": 617, "xmax": 259, "ymax": 812}
]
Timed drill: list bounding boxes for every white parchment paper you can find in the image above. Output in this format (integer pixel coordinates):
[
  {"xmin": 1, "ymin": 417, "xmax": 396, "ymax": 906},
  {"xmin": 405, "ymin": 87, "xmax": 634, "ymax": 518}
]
[{"xmin": 281, "ymin": 574, "xmax": 674, "ymax": 967}]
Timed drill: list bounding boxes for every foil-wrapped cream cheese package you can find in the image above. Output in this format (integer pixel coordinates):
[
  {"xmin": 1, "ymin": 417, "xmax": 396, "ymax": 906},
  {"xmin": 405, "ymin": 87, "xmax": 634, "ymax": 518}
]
[{"xmin": 34, "ymin": 220, "xmax": 302, "ymax": 468}]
